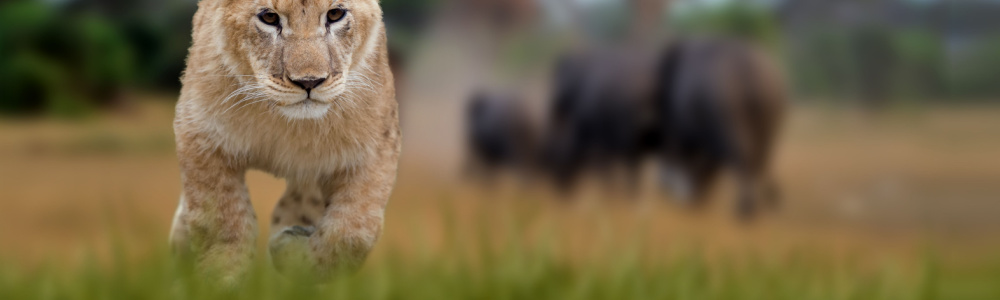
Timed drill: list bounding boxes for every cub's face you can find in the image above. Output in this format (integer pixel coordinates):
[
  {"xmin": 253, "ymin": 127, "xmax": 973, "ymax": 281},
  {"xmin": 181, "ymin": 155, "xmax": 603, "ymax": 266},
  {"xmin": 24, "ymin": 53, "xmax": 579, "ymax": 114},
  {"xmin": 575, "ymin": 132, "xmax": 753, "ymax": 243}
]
[{"xmin": 221, "ymin": 0, "xmax": 382, "ymax": 119}]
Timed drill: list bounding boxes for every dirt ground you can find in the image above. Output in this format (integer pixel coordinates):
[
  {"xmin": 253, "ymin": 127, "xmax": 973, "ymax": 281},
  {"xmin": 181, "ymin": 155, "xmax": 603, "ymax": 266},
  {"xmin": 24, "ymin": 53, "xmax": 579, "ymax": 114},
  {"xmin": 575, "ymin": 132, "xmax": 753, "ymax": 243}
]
[{"xmin": 1, "ymin": 96, "xmax": 999, "ymax": 269}]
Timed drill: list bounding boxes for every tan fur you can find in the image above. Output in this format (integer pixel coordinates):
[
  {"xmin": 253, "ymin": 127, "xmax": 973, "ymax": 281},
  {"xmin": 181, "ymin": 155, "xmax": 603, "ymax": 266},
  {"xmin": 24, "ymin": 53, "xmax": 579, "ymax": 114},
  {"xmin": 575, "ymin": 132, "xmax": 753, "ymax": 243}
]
[{"xmin": 169, "ymin": 0, "xmax": 399, "ymax": 282}]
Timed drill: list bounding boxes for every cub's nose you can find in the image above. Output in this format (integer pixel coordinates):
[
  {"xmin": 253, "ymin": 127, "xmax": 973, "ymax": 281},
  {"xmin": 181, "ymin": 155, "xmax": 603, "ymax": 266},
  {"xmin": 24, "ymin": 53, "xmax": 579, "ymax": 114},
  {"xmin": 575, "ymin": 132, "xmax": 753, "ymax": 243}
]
[{"xmin": 289, "ymin": 76, "xmax": 327, "ymax": 91}]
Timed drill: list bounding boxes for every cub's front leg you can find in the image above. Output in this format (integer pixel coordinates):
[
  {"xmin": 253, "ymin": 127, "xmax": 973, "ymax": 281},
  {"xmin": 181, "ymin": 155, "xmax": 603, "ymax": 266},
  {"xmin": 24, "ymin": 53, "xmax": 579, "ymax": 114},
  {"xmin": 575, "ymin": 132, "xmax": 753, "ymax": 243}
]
[
  {"xmin": 170, "ymin": 134, "xmax": 257, "ymax": 284},
  {"xmin": 269, "ymin": 159, "xmax": 396, "ymax": 279}
]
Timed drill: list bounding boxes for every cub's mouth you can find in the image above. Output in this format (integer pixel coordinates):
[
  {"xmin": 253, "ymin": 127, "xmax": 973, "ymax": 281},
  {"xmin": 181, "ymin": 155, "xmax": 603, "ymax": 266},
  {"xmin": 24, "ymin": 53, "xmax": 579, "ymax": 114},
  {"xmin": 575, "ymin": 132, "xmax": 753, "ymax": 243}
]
[
  {"xmin": 287, "ymin": 98, "xmax": 323, "ymax": 106},
  {"xmin": 276, "ymin": 99, "xmax": 333, "ymax": 120}
]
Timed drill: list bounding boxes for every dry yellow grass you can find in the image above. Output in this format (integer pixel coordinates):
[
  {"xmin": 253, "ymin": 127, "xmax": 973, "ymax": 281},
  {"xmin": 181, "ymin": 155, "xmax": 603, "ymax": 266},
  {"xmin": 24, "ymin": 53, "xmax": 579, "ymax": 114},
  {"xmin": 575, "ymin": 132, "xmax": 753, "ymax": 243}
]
[{"xmin": 0, "ymin": 97, "xmax": 998, "ymax": 272}]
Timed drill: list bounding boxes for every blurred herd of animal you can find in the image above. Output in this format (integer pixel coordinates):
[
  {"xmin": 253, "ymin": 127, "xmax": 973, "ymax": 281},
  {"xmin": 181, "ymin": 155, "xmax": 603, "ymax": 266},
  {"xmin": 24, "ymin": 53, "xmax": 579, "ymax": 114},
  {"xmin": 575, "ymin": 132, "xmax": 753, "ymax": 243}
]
[{"xmin": 465, "ymin": 38, "xmax": 787, "ymax": 219}]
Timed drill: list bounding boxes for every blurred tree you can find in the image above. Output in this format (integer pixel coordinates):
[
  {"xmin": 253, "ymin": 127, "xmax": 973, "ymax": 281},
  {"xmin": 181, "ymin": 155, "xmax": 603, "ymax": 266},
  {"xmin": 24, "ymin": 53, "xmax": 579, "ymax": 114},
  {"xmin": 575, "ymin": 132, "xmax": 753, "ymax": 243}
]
[
  {"xmin": 381, "ymin": 0, "xmax": 437, "ymax": 56},
  {"xmin": 776, "ymin": 0, "xmax": 1000, "ymax": 104},
  {"xmin": 76, "ymin": 15, "xmax": 136, "ymax": 105},
  {"xmin": 670, "ymin": 2, "xmax": 780, "ymax": 47},
  {"xmin": 948, "ymin": 38, "xmax": 1000, "ymax": 99},
  {"xmin": 892, "ymin": 30, "xmax": 945, "ymax": 100},
  {"xmin": 0, "ymin": 0, "xmax": 198, "ymax": 117},
  {"xmin": 0, "ymin": 1, "xmax": 55, "ymax": 114},
  {"xmin": 0, "ymin": 1, "xmax": 115, "ymax": 117},
  {"xmin": 853, "ymin": 27, "xmax": 895, "ymax": 109}
]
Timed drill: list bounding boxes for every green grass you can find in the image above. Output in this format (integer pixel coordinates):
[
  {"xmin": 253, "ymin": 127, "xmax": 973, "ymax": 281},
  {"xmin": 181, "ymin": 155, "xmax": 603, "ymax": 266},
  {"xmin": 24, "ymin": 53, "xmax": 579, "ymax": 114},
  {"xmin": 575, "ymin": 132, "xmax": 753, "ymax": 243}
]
[
  {"xmin": 2, "ymin": 203, "xmax": 999, "ymax": 300},
  {"xmin": 1, "ymin": 193, "xmax": 998, "ymax": 300},
  {"xmin": 3, "ymin": 241, "xmax": 997, "ymax": 300}
]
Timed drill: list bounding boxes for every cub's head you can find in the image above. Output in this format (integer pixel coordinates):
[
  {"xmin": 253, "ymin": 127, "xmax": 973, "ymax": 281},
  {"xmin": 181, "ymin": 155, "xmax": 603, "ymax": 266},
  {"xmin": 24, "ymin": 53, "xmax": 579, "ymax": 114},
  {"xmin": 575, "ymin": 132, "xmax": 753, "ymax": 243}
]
[{"xmin": 212, "ymin": 0, "xmax": 384, "ymax": 119}]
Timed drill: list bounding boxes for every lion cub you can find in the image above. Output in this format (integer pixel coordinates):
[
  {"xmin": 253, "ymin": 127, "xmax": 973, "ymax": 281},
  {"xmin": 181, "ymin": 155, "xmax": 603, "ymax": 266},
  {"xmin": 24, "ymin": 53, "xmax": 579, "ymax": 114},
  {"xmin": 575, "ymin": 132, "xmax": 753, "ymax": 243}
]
[{"xmin": 169, "ymin": 0, "xmax": 399, "ymax": 281}]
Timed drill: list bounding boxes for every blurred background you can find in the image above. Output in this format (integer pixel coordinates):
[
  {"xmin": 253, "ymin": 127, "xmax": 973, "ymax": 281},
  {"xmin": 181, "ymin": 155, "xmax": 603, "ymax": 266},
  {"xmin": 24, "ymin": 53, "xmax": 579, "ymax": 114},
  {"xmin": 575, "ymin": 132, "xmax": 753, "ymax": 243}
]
[{"xmin": 1, "ymin": 0, "xmax": 999, "ymax": 297}]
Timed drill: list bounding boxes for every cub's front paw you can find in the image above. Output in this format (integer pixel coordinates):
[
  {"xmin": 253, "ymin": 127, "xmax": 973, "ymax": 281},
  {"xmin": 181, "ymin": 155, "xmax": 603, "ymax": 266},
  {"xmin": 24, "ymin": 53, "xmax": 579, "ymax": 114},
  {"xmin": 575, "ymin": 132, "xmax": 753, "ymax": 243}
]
[{"xmin": 269, "ymin": 226, "xmax": 317, "ymax": 273}]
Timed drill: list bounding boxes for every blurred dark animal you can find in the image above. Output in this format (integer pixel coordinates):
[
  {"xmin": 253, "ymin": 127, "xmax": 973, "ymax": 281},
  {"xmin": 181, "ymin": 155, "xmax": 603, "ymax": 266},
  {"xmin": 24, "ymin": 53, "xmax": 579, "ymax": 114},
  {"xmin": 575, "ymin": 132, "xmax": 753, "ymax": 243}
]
[
  {"xmin": 655, "ymin": 38, "xmax": 787, "ymax": 219},
  {"xmin": 538, "ymin": 39, "xmax": 786, "ymax": 218},
  {"xmin": 541, "ymin": 48, "xmax": 662, "ymax": 192},
  {"xmin": 465, "ymin": 90, "xmax": 538, "ymax": 183}
]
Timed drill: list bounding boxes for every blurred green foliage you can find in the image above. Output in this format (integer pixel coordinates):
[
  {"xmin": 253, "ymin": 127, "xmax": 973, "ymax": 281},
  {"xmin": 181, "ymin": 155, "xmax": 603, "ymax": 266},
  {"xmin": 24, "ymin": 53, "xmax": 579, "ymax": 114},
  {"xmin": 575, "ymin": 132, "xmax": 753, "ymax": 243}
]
[
  {"xmin": 0, "ymin": 0, "xmax": 437, "ymax": 118},
  {"xmin": 381, "ymin": 0, "xmax": 437, "ymax": 54},
  {"xmin": 670, "ymin": 2, "xmax": 997, "ymax": 106},
  {"xmin": 671, "ymin": 3, "xmax": 781, "ymax": 46},
  {"xmin": 3, "ymin": 0, "xmax": 999, "ymax": 117},
  {"xmin": 0, "ymin": 0, "xmax": 194, "ymax": 117},
  {"xmin": 948, "ymin": 38, "xmax": 1000, "ymax": 99}
]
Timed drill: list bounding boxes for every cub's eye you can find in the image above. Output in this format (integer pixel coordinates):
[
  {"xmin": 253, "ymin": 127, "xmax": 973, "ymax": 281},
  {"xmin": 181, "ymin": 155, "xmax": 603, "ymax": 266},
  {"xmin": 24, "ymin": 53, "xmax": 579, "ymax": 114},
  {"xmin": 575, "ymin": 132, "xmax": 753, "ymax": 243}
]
[
  {"xmin": 258, "ymin": 11, "xmax": 280, "ymax": 26},
  {"xmin": 327, "ymin": 9, "xmax": 346, "ymax": 24}
]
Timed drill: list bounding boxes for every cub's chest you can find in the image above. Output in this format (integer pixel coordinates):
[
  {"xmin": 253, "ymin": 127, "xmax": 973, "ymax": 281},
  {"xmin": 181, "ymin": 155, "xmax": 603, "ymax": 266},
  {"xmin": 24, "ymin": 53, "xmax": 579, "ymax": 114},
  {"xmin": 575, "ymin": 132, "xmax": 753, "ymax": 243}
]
[{"xmin": 215, "ymin": 120, "xmax": 375, "ymax": 175}]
